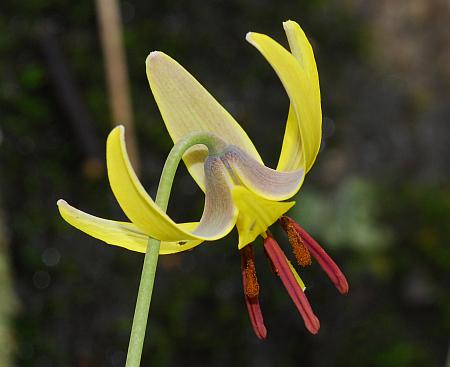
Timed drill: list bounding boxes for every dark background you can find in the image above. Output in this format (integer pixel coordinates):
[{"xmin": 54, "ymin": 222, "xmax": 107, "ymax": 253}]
[{"xmin": 1, "ymin": 0, "xmax": 449, "ymax": 366}]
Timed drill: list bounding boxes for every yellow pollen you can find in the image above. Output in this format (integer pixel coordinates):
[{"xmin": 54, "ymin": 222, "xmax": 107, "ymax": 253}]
[
  {"xmin": 285, "ymin": 221, "xmax": 312, "ymax": 267},
  {"xmin": 244, "ymin": 258, "xmax": 260, "ymax": 298}
]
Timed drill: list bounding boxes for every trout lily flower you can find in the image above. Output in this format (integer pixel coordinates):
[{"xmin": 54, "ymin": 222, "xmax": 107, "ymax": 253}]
[{"xmin": 57, "ymin": 20, "xmax": 348, "ymax": 340}]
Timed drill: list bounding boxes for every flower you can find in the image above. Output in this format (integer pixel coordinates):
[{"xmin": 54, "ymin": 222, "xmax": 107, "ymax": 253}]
[{"xmin": 57, "ymin": 20, "xmax": 348, "ymax": 339}]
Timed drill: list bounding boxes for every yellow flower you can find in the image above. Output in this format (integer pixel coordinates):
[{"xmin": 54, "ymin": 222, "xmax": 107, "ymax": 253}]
[
  {"xmin": 57, "ymin": 20, "xmax": 318, "ymax": 254},
  {"xmin": 57, "ymin": 20, "xmax": 348, "ymax": 339}
]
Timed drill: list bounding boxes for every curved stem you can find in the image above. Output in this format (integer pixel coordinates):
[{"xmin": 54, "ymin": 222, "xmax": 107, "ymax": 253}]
[
  {"xmin": 156, "ymin": 132, "xmax": 227, "ymax": 211},
  {"xmin": 125, "ymin": 132, "xmax": 225, "ymax": 367}
]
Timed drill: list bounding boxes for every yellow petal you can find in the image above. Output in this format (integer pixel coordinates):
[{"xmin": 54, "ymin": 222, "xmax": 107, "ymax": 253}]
[
  {"xmin": 161, "ymin": 222, "xmax": 204, "ymax": 255},
  {"xmin": 146, "ymin": 51, "xmax": 263, "ymax": 190},
  {"xmin": 107, "ymin": 126, "xmax": 237, "ymax": 242},
  {"xmin": 283, "ymin": 20, "xmax": 320, "ymax": 97},
  {"xmin": 282, "ymin": 20, "xmax": 321, "ymax": 173},
  {"xmin": 246, "ymin": 22, "xmax": 322, "ymax": 173},
  {"xmin": 232, "ymin": 186, "xmax": 295, "ymax": 249},
  {"xmin": 57, "ymin": 199, "xmax": 203, "ymax": 254},
  {"xmin": 107, "ymin": 126, "xmax": 200, "ymax": 241},
  {"xmin": 278, "ymin": 106, "xmax": 303, "ymax": 172}
]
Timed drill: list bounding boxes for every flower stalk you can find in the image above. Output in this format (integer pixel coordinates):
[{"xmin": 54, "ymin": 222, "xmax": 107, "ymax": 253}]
[{"xmin": 125, "ymin": 132, "xmax": 225, "ymax": 367}]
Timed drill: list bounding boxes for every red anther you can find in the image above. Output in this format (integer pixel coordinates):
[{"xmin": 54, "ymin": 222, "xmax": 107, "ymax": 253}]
[
  {"xmin": 283, "ymin": 216, "xmax": 349, "ymax": 295},
  {"xmin": 241, "ymin": 245, "xmax": 260, "ymax": 297},
  {"xmin": 243, "ymin": 295, "xmax": 267, "ymax": 340},
  {"xmin": 240, "ymin": 245, "xmax": 267, "ymax": 339},
  {"xmin": 263, "ymin": 235, "xmax": 320, "ymax": 334}
]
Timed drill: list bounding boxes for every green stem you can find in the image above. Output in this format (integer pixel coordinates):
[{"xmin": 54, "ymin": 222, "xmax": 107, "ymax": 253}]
[{"xmin": 125, "ymin": 132, "xmax": 225, "ymax": 367}]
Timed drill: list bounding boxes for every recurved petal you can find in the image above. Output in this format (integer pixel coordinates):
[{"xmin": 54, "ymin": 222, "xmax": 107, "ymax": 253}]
[
  {"xmin": 282, "ymin": 21, "xmax": 321, "ymax": 172},
  {"xmin": 107, "ymin": 126, "xmax": 199, "ymax": 241},
  {"xmin": 107, "ymin": 126, "xmax": 237, "ymax": 242},
  {"xmin": 246, "ymin": 23, "xmax": 322, "ymax": 173},
  {"xmin": 283, "ymin": 20, "xmax": 320, "ymax": 96},
  {"xmin": 161, "ymin": 222, "xmax": 204, "ymax": 254},
  {"xmin": 232, "ymin": 186, "xmax": 295, "ymax": 249},
  {"xmin": 146, "ymin": 51, "xmax": 263, "ymax": 190},
  {"xmin": 57, "ymin": 200, "xmax": 203, "ymax": 254},
  {"xmin": 191, "ymin": 156, "xmax": 238, "ymax": 239},
  {"xmin": 224, "ymin": 145, "xmax": 305, "ymax": 200},
  {"xmin": 278, "ymin": 106, "xmax": 303, "ymax": 173}
]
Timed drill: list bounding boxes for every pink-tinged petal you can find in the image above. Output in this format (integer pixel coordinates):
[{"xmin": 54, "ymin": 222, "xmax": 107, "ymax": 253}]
[
  {"xmin": 191, "ymin": 156, "xmax": 238, "ymax": 239},
  {"xmin": 283, "ymin": 217, "xmax": 349, "ymax": 295},
  {"xmin": 240, "ymin": 245, "xmax": 267, "ymax": 340},
  {"xmin": 263, "ymin": 235, "xmax": 320, "ymax": 334},
  {"xmin": 224, "ymin": 145, "xmax": 305, "ymax": 201}
]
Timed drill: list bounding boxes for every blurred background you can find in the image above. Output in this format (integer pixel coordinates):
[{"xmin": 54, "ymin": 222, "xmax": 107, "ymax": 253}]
[{"xmin": 1, "ymin": 0, "xmax": 449, "ymax": 366}]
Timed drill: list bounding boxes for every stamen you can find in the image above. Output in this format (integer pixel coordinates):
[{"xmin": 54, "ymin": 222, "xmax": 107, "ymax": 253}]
[
  {"xmin": 282, "ymin": 216, "xmax": 349, "ymax": 295},
  {"xmin": 240, "ymin": 244, "xmax": 267, "ymax": 339},
  {"xmin": 241, "ymin": 245, "xmax": 260, "ymax": 298},
  {"xmin": 244, "ymin": 295, "xmax": 267, "ymax": 340},
  {"xmin": 263, "ymin": 234, "xmax": 320, "ymax": 334},
  {"xmin": 280, "ymin": 217, "xmax": 312, "ymax": 267}
]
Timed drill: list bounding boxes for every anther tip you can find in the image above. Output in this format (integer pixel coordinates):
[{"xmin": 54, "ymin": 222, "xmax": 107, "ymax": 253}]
[
  {"xmin": 256, "ymin": 326, "xmax": 268, "ymax": 340},
  {"xmin": 307, "ymin": 316, "xmax": 321, "ymax": 335},
  {"xmin": 337, "ymin": 277, "xmax": 350, "ymax": 295}
]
